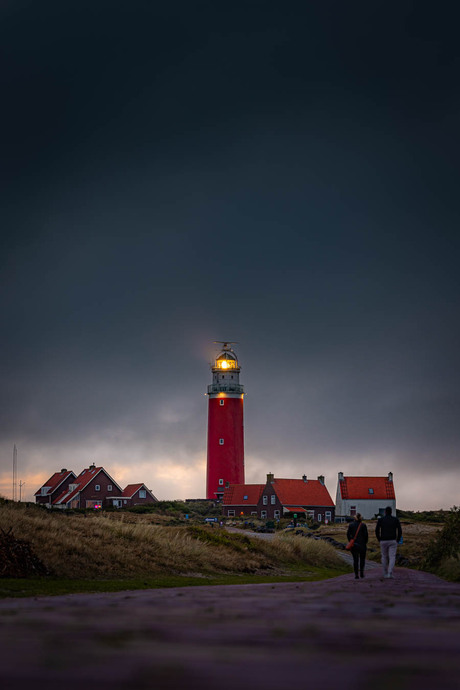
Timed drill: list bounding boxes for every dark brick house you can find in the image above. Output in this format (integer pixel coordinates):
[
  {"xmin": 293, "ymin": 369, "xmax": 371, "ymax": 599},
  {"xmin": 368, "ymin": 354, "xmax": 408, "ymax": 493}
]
[
  {"xmin": 34, "ymin": 469, "xmax": 76, "ymax": 506},
  {"xmin": 52, "ymin": 464, "xmax": 123, "ymax": 509},
  {"xmin": 121, "ymin": 483, "xmax": 158, "ymax": 507},
  {"xmin": 223, "ymin": 473, "xmax": 335, "ymax": 523}
]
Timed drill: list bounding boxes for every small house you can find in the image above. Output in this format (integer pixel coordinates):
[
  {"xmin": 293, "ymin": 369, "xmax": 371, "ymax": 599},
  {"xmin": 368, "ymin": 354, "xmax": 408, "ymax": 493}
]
[
  {"xmin": 35, "ymin": 469, "xmax": 76, "ymax": 506},
  {"xmin": 223, "ymin": 473, "xmax": 335, "ymax": 523},
  {"xmin": 335, "ymin": 472, "xmax": 396, "ymax": 520},
  {"xmin": 121, "ymin": 483, "xmax": 158, "ymax": 507}
]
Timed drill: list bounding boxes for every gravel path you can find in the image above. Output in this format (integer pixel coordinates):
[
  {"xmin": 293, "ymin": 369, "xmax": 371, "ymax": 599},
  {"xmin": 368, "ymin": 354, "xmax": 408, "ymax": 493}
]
[{"xmin": 1, "ymin": 567, "xmax": 459, "ymax": 690}]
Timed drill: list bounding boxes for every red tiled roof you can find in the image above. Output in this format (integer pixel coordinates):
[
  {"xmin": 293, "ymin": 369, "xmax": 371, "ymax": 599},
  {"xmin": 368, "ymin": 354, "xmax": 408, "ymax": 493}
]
[
  {"xmin": 273, "ymin": 478, "xmax": 334, "ymax": 507},
  {"xmin": 122, "ymin": 484, "xmax": 157, "ymax": 500},
  {"xmin": 122, "ymin": 484, "xmax": 144, "ymax": 498},
  {"xmin": 34, "ymin": 470, "xmax": 75, "ymax": 496},
  {"xmin": 223, "ymin": 484, "xmax": 264, "ymax": 505},
  {"xmin": 284, "ymin": 506, "xmax": 307, "ymax": 513},
  {"xmin": 339, "ymin": 476, "xmax": 395, "ymax": 500}
]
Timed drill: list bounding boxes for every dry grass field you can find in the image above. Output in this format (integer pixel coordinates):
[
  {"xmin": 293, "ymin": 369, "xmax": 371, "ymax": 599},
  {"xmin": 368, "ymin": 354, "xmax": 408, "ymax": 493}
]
[{"xmin": 0, "ymin": 502, "xmax": 345, "ymax": 580}]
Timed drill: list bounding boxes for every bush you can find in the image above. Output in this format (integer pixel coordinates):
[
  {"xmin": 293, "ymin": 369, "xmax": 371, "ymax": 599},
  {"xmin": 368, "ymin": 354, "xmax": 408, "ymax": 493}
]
[{"xmin": 423, "ymin": 506, "xmax": 460, "ymax": 579}]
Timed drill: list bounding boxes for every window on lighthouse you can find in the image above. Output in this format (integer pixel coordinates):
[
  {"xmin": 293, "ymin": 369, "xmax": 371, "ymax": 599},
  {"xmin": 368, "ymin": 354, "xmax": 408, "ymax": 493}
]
[{"xmin": 219, "ymin": 438, "xmax": 224, "ymax": 445}]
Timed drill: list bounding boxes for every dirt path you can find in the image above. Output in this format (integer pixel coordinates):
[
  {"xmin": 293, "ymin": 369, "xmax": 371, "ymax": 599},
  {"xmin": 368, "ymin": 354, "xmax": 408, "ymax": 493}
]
[{"xmin": 1, "ymin": 567, "xmax": 459, "ymax": 690}]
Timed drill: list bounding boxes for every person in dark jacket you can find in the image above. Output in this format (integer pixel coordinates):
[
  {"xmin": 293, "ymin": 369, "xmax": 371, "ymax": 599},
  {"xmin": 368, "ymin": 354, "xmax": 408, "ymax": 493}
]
[
  {"xmin": 375, "ymin": 506, "xmax": 402, "ymax": 579},
  {"xmin": 347, "ymin": 513, "xmax": 368, "ymax": 579}
]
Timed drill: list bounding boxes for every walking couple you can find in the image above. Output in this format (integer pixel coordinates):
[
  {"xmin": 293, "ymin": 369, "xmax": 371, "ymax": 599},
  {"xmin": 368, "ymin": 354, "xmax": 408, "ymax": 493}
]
[{"xmin": 347, "ymin": 506, "xmax": 402, "ymax": 579}]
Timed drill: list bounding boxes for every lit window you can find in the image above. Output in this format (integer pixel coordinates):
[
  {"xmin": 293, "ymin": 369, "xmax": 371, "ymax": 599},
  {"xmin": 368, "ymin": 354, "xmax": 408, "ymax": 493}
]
[
  {"xmin": 219, "ymin": 479, "xmax": 224, "ymax": 486},
  {"xmin": 219, "ymin": 399, "xmax": 224, "ymax": 406},
  {"xmin": 139, "ymin": 490, "xmax": 146, "ymax": 498},
  {"xmin": 270, "ymin": 495, "xmax": 276, "ymax": 505},
  {"xmin": 368, "ymin": 488, "xmax": 374, "ymax": 494},
  {"xmin": 107, "ymin": 485, "xmax": 112, "ymax": 491},
  {"xmin": 219, "ymin": 438, "xmax": 224, "ymax": 445},
  {"xmin": 263, "ymin": 496, "xmax": 268, "ymax": 505},
  {"xmin": 95, "ymin": 484, "xmax": 100, "ymax": 491}
]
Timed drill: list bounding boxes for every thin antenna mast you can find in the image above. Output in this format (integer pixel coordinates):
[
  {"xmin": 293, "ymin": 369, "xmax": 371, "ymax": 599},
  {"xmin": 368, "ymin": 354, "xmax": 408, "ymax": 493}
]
[
  {"xmin": 19, "ymin": 480, "xmax": 26, "ymax": 503},
  {"xmin": 12, "ymin": 444, "xmax": 17, "ymax": 502}
]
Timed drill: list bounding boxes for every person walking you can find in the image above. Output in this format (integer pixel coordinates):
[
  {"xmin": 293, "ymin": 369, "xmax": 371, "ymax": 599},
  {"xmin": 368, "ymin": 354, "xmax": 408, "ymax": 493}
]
[
  {"xmin": 375, "ymin": 506, "xmax": 402, "ymax": 579},
  {"xmin": 347, "ymin": 513, "xmax": 368, "ymax": 579}
]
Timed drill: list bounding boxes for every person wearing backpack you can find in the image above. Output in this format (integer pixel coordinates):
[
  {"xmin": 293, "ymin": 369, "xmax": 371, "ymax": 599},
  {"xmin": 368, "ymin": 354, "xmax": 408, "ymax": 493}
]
[
  {"xmin": 375, "ymin": 506, "xmax": 403, "ymax": 579},
  {"xmin": 347, "ymin": 513, "xmax": 368, "ymax": 579}
]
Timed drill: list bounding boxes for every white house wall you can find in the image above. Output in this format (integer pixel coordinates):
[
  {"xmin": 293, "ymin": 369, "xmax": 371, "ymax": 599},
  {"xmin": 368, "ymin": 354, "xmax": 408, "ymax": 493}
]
[{"xmin": 336, "ymin": 498, "xmax": 396, "ymax": 520}]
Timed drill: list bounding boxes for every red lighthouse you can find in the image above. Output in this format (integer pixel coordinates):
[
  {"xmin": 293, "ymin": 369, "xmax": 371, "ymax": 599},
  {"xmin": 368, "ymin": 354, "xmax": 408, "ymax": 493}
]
[{"xmin": 206, "ymin": 342, "xmax": 245, "ymax": 500}]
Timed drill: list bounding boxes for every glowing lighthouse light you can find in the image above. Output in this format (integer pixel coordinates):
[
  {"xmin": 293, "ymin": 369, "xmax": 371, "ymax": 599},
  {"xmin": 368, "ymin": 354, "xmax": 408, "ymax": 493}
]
[{"xmin": 206, "ymin": 341, "xmax": 245, "ymax": 500}]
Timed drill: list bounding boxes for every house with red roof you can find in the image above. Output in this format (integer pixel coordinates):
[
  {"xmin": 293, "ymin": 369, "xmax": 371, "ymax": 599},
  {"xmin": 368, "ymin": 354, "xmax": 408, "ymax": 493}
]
[
  {"xmin": 51, "ymin": 464, "xmax": 124, "ymax": 509},
  {"xmin": 121, "ymin": 483, "xmax": 158, "ymax": 507},
  {"xmin": 34, "ymin": 469, "xmax": 76, "ymax": 506},
  {"xmin": 222, "ymin": 473, "xmax": 335, "ymax": 523},
  {"xmin": 335, "ymin": 472, "xmax": 396, "ymax": 520}
]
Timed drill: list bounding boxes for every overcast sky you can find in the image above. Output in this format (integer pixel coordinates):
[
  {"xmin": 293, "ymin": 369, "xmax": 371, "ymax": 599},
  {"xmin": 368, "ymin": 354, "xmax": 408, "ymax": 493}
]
[{"xmin": 1, "ymin": 1, "xmax": 459, "ymax": 509}]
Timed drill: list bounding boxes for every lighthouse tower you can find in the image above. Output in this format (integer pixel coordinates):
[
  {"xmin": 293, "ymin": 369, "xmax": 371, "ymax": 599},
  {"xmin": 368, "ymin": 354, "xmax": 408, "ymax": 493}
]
[{"xmin": 206, "ymin": 342, "xmax": 245, "ymax": 500}]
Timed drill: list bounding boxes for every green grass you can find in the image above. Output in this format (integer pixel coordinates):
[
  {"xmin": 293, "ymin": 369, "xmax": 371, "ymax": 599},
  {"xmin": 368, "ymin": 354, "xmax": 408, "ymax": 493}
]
[{"xmin": 0, "ymin": 565, "xmax": 350, "ymax": 599}]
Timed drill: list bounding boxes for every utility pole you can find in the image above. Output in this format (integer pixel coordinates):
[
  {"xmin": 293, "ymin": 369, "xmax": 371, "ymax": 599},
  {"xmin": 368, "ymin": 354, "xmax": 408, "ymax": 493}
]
[
  {"xmin": 12, "ymin": 444, "xmax": 18, "ymax": 502},
  {"xmin": 19, "ymin": 480, "xmax": 26, "ymax": 502}
]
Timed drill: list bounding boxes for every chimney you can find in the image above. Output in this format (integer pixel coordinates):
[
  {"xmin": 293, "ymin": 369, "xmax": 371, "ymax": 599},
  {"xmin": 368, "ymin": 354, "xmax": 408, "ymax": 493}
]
[
  {"xmin": 302, "ymin": 474, "xmax": 307, "ymax": 483},
  {"xmin": 60, "ymin": 468, "xmax": 67, "ymax": 473},
  {"xmin": 89, "ymin": 463, "xmax": 96, "ymax": 470},
  {"xmin": 266, "ymin": 473, "xmax": 274, "ymax": 484},
  {"xmin": 388, "ymin": 471, "xmax": 393, "ymax": 482},
  {"xmin": 317, "ymin": 475, "xmax": 325, "ymax": 485},
  {"xmin": 338, "ymin": 471, "xmax": 344, "ymax": 481}
]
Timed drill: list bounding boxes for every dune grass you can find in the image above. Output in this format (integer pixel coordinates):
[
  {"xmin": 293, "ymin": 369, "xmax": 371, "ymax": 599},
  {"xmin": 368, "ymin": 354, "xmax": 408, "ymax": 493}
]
[{"xmin": 0, "ymin": 502, "xmax": 349, "ymax": 596}]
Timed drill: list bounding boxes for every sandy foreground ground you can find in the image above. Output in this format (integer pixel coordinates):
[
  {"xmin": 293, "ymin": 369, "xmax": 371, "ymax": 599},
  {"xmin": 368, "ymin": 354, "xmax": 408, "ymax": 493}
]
[{"xmin": 0, "ymin": 567, "xmax": 459, "ymax": 690}]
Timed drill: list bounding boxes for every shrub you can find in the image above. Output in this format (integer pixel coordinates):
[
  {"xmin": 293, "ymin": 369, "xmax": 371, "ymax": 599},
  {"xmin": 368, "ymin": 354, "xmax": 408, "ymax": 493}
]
[{"xmin": 423, "ymin": 506, "xmax": 460, "ymax": 578}]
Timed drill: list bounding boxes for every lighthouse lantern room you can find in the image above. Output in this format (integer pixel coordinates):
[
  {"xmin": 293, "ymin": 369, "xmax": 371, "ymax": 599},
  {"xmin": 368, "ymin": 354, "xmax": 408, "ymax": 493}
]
[{"xmin": 206, "ymin": 342, "xmax": 245, "ymax": 500}]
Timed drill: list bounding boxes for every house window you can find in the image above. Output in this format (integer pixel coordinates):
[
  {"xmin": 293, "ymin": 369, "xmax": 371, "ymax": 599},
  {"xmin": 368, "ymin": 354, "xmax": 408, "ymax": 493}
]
[
  {"xmin": 139, "ymin": 490, "xmax": 146, "ymax": 498},
  {"xmin": 95, "ymin": 484, "xmax": 101, "ymax": 491},
  {"xmin": 325, "ymin": 511, "xmax": 332, "ymax": 522},
  {"xmin": 251, "ymin": 511, "xmax": 257, "ymax": 516},
  {"xmin": 219, "ymin": 438, "xmax": 224, "ymax": 445},
  {"xmin": 368, "ymin": 488, "xmax": 374, "ymax": 494},
  {"xmin": 219, "ymin": 479, "xmax": 224, "ymax": 486},
  {"xmin": 107, "ymin": 485, "xmax": 112, "ymax": 491},
  {"xmin": 307, "ymin": 510, "xmax": 315, "ymax": 518},
  {"xmin": 270, "ymin": 495, "xmax": 276, "ymax": 505},
  {"xmin": 123, "ymin": 499, "xmax": 127, "ymax": 504},
  {"xmin": 274, "ymin": 510, "xmax": 280, "ymax": 519},
  {"xmin": 41, "ymin": 487, "xmax": 49, "ymax": 495},
  {"xmin": 219, "ymin": 399, "xmax": 224, "ymax": 406},
  {"xmin": 243, "ymin": 495, "xmax": 248, "ymax": 500},
  {"xmin": 261, "ymin": 510, "xmax": 267, "ymax": 519},
  {"xmin": 350, "ymin": 506, "xmax": 356, "ymax": 516},
  {"xmin": 317, "ymin": 513, "xmax": 322, "ymax": 522},
  {"xmin": 263, "ymin": 496, "xmax": 268, "ymax": 505},
  {"xmin": 228, "ymin": 510, "xmax": 235, "ymax": 517}
]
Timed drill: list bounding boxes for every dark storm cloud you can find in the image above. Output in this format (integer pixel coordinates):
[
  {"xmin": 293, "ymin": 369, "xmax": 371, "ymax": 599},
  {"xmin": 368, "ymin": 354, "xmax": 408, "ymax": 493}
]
[{"xmin": 1, "ymin": 2, "xmax": 459, "ymax": 505}]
